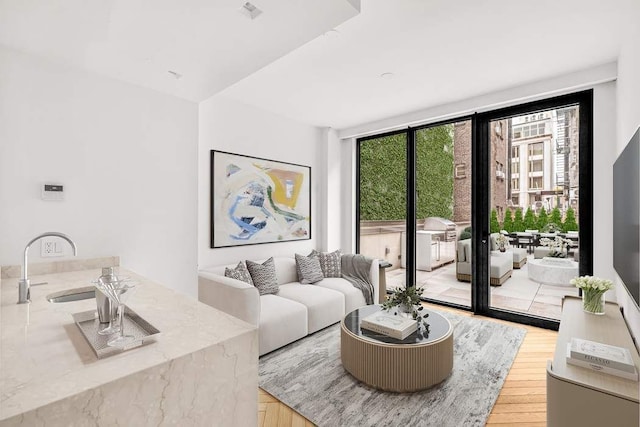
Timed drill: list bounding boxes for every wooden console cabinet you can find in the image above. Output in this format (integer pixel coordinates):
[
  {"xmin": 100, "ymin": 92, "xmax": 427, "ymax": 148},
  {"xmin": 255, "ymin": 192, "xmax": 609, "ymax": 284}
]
[{"xmin": 547, "ymin": 296, "xmax": 640, "ymax": 427}]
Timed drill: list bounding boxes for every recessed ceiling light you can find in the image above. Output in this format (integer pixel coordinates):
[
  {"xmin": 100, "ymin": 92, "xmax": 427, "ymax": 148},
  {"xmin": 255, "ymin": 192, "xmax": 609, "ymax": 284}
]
[
  {"xmin": 380, "ymin": 72, "xmax": 395, "ymax": 80},
  {"xmin": 168, "ymin": 70, "xmax": 183, "ymax": 80},
  {"xmin": 240, "ymin": 2, "xmax": 262, "ymax": 20},
  {"xmin": 323, "ymin": 29, "xmax": 340, "ymax": 37}
]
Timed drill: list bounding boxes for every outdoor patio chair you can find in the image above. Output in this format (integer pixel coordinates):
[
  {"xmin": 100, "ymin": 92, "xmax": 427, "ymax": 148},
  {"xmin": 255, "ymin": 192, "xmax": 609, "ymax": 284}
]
[
  {"xmin": 456, "ymin": 239, "xmax": 512, "ymax": 286},
  {"xmin": 489, "ymin": 233, "xmax": 527, "ymax": 268}
]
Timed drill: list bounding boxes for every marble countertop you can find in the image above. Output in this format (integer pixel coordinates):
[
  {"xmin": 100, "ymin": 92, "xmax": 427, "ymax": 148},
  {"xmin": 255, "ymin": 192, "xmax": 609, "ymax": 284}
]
[{"xmin": 0, "ymin": 267, "xmax": 256, "ymax": 421}]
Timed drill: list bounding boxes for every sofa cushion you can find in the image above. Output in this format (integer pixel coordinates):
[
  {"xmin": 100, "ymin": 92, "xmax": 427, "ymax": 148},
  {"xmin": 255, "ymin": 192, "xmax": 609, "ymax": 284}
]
[
  {"xmin": 272, "ymin": 257, "xmax": 299, "ymax": 285},
  {"xmin": 316, "ymin": 278, "xmax": 366, "ymax": 314},
  {"xmin": 259, "ymin": 295, "xmax": 308, "ymax": 356},
  {"xmin": 224, "ymin": 261, "xmax": 254, "ymax": 285},
  {"xmin": 295, "ymin": 253, "xmax": 324, "ymax": 284},
  {"xmin": 277, "ymin": 283, "xmax": 345, "ymax": 333},
  {"xmin": 313, "ymin": 249, "xmax": 342, "ymax": 278},
  {"xmin": 247, "ymin": 257, "xmax": 279, "ymax": 295}
]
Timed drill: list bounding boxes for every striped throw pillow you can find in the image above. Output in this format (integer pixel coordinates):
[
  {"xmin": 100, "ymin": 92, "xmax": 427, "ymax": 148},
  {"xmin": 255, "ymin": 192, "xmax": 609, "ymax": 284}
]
[{"xmin": 246, "ymin": 257, "xmax": 279, "ymax": 295}]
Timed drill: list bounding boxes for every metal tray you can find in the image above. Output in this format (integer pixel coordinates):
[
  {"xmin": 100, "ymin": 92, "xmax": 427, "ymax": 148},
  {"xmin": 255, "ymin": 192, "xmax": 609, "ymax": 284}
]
[{"xmin": 72, "ymin": 306, "xmax": 160, "ymax": 359}]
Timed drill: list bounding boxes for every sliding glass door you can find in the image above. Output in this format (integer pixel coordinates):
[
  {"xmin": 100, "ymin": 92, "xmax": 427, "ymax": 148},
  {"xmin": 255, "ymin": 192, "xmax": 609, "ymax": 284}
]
[
  {"xmin": 414, "ymin": 120, "xmax": 472, "ymax": 308},
  {"xmin": 475, "ymin": 91, "xmax": 593, "ymax": 327},
  {"xmin": 357, "ymin": 90, "xmax": 593, "ymax": 328},
  {"xmin": 357, "ymin": 131, "xmax": 407, "ymax": 301}
]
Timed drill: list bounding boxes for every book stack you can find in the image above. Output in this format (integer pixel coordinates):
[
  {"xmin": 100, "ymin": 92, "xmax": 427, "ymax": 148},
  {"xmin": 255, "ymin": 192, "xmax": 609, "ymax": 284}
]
[
  {"xmin": 566, "ymin": 338, "xmax": 638, "ymax": 381},
  {"xmin": 360, "ymin": 311, "xmax": 417, "ymax": 340}
]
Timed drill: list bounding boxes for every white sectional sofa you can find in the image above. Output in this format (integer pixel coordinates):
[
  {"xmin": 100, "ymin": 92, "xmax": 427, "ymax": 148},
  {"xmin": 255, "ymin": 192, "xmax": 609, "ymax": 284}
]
[{"xmin": 198, "ymin": 256, "xmax": 379, "ymax": 356}]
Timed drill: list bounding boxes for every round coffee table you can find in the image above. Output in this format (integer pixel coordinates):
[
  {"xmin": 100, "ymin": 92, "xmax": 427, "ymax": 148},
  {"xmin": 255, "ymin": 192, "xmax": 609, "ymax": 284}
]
[{"xmin": 340, "ymin": 305, "xmax": 453, "ymax": 392}]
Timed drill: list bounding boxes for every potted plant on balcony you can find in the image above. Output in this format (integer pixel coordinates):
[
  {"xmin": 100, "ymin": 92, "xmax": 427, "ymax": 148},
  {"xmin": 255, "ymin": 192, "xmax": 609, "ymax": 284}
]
[
  {"xmin": 496, "ymin": 234, "xmax": 508, "ymax": 252},
  {"xmin": 540, "ymin": 235, "xmax": 571, "ymax": 258}
]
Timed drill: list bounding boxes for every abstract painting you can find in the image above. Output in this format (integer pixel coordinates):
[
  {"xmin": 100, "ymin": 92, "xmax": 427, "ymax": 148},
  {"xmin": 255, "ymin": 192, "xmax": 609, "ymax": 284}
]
[{"xmin": 211, "ymin": 150, "xmax": 311, "ymax": 248}]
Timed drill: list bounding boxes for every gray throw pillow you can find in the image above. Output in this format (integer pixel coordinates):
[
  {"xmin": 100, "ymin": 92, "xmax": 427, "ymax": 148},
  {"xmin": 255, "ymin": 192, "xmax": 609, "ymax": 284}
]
[
  {"xmin": 315, "ymin": 249, "xmax": 342, "ymax": 278},
  {"xmin": 224, "ymin": 261, "xmax": 254, "ymax": 285},
  {"xmin": 295, "ymin": 251, "xmax": 317, "ymax": 281},
  {"xmin": 246, "ymin": 257, "xmax": 279, "ymax": 295},
  {"xmin": 295, "ymin": 253, "xmax": 324, "ymax": 284}
]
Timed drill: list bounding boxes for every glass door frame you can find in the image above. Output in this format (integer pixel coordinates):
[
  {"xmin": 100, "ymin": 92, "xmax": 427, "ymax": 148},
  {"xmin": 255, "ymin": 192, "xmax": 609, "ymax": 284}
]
[
  {"xmin": 409, "ymin": 117, "xmax": 475, "ymax": 310},
  {"xmin": 355, "ymin": 90, "xmax": 593, "ymax": 329},
  {"xmin": 473, "ymin": 90, "xmax": 593, "ymax": 329}
]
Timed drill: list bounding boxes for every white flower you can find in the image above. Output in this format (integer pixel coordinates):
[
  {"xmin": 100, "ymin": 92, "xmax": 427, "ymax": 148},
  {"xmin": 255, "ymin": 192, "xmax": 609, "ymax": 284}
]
[{"xmin": 572, "ymin": 275, "xmax": 613, "ymax": 292}]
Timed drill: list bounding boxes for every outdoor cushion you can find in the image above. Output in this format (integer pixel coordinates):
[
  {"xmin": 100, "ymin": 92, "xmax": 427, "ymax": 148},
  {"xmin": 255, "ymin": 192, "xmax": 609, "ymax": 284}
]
[
  {"xmin": 457, "ymin": 239, "xmax": 470, "ymax": 262},
  {"xmin": 490, "ymin": 254, "xmax": 512, "ymax": 279}
]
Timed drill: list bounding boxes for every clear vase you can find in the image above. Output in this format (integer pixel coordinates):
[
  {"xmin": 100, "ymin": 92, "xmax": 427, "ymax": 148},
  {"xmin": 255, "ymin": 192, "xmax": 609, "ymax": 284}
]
[
  {"xmin": 398, "ymin": 303, "xmax": 414, "ymax": 319},
  {"xmin": 582, "ymin": 289, "xmax": 605, "ymax": 315}
]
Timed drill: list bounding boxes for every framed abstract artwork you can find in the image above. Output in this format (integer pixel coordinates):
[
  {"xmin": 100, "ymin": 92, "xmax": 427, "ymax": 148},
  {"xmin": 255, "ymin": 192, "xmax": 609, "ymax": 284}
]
[{"xmin": 210, "ymin": 150, "xmax": 311, "ymax": 248}]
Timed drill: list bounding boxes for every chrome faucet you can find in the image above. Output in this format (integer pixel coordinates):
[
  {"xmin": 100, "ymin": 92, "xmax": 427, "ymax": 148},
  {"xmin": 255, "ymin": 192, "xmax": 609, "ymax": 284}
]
[{"xmin": 18, "ymin": 232, "xmax": 78, "ymax": 304}]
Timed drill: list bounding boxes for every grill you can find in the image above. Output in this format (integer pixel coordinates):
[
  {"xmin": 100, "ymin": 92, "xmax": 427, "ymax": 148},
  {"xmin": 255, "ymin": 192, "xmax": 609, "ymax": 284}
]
[{"xmin": 423, "ymin": 217, "xmax": 457, "ymax": 242}]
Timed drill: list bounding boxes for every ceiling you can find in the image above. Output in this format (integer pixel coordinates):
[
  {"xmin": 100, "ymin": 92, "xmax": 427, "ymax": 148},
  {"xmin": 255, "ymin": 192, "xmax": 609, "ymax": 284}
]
[
  {"xmin": 1, "ymin": 0, "xmax": 635, "ymax": 131},
  {"xmin": 221, "ymin": 0, "xmax": 636, "ymax": 130},
  {"xmin": 0, "ymin": 0, "xmax": 360, "ymax": 102}
]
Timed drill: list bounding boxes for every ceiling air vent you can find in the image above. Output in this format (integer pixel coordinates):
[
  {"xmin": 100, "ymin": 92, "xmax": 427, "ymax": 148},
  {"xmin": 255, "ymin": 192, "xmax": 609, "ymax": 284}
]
[{"xmin": 240, "ymin": 2, "xmax": 262, "ymax": 20}]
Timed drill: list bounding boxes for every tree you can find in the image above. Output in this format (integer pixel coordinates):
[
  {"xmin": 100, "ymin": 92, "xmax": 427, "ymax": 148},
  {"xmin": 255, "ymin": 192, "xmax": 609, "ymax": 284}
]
[
  {"xmin": 502, "ymin": 210, "xmax": 514, "ymax": 232},
  {"xmin": 513, "ymin": 208, "xmax": 524, "ymax": 232},
  {"xmin": 490, "ymin": 209, "xmax": 500, "ymax": 233},
  {"xmin": 563, "ymin": 207, "xmax": 579, "ymax": 232},
  {"xmin": 550, "ymin": 207, "xmax": 562, "ymax": 227},
  {"xmin": 523, "ymin": 208, "xmax": 536, "ymax": 230},
  {"xmin": 536, "ymin": 207, "xmax": 548, "ymax": 231}
]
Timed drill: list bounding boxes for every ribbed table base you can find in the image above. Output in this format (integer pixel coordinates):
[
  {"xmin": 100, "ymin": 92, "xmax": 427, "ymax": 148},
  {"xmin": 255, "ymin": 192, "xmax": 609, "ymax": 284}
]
[{"xmin": 341, "ymin": 321, "xmax": 453, "ymax": 392}]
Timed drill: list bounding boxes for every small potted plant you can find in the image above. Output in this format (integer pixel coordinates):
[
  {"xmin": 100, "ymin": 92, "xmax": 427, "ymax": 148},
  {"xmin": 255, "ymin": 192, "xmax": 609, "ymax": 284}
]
[
  {"xmin": 540, "ymin": 235, "xmax": 571, "ymax": 258},
  {"xmin": 496, "ymin": 234, "xmax": 508, "ymax": 252},
  {"xmin": 381, "ymin": 286, "xmax": 429, "ymax": 328},
  {"xmin": 570, "ymin": 275, "xmax": 614, "ymax": 315}
]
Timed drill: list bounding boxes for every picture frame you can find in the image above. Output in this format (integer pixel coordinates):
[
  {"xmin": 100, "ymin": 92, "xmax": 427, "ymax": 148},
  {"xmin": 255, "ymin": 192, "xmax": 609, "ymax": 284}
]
[{"xmin": 210, "ymin": 150, "xmax": 311, "ymax": 248}]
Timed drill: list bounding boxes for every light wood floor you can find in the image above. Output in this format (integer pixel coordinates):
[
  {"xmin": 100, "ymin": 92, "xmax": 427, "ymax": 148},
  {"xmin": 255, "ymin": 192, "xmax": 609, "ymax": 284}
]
[{"xmin": 258, "ymin": 303, "xmax": 557, "ymax": 427}]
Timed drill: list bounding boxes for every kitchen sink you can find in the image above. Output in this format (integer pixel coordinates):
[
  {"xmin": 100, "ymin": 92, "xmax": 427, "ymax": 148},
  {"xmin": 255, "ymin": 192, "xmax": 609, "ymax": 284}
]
[{"xmin": 46, "ymin": 286, "xmax": 95, "ymax": 303}]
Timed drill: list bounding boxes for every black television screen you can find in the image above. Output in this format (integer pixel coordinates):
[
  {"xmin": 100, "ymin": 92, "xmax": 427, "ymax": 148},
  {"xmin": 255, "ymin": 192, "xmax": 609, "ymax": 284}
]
[{"xmin": 613, "ymin": 127, "xmax": 640, "ymax": 310}]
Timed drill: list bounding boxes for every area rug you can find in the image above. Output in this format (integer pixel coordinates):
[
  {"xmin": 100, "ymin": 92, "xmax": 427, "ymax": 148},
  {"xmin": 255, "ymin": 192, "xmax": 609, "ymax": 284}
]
[{"xmin": 259, "ymin": 310, "xmax": 526, "ymax": 427}]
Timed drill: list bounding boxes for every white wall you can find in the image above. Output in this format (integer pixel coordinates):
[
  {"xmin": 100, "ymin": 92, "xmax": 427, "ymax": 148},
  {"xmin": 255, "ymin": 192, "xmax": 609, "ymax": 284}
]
[
  {"xmin": 615, "ymin": 4, "xmax": 640, "ymax": 344},
  {"xmin": 339, "ymin": 63, "xmax": 618, "ymax": 139},
  {"xmin": 320, "ymin": 128, "xmax": 344, "ymax": 252},
  {"xmin": 0, "ymin": 47, "xmax": 199, "ymax": 296},
  {"xmin": 592, "ymin": 82, "xmax": 618, "ymax": 294},
  {"xmin": 198, "ymin": 95, "xmax": 323, "ymax": 268}
]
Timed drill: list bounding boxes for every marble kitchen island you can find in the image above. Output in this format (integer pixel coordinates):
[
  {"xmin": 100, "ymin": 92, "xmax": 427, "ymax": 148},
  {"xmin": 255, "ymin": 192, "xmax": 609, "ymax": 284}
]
[{"xmin": 0, "ymin": 260, "xmax": 258, "ymax": 426}]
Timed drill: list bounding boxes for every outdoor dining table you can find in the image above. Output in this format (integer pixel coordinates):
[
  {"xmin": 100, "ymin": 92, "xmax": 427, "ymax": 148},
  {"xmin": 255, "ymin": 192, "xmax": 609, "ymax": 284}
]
[{"xmin": 510, "ymin": 232, "xmax": 536, "ymax": 254}]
